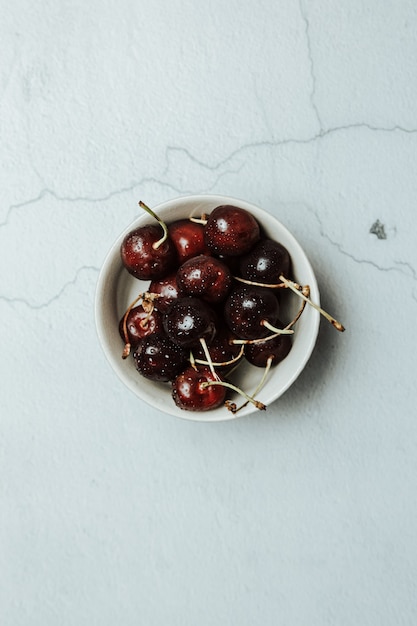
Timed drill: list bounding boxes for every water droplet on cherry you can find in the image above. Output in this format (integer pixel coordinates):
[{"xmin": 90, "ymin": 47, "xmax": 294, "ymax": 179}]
[
  {"xmin": 133, "ymin": 333, "xmax": 188, "ymax": 382},
  {"xmin": 163, "ymin": 297, "xmax": 217, "ymax": 348},
  {"xmin": 204, "ymin": 205, "xmax": 260, "ymax": 256},
  {"xmin": 176, "ymin": 254, "xmax": 231, "ymax": 303},
  {"xmin": 172, "ymin": 365, "xmax": 226, "ymax": 411}
]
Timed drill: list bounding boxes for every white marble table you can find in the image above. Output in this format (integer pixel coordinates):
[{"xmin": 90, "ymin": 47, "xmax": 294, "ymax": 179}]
[{"xmin": 2, "ymin": 1, "xmax": 417, "ymax": 624}]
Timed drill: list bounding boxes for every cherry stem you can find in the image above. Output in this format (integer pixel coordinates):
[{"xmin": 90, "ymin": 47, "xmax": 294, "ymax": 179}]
[
  {"xmin": 232, "ymin": 307, "xmax": 301, "ymax": 344},
  {"xmin": 121, "ymin": 292, "xmax": 145, "ymax": 359},
  {"xmin": 189, "ymin": 351, "xmax": 198, "ymax": 370},
  {"xmin": 279, "ymin": 275, "xmax": 345, "ymax": 332},
  {"xmin": 138, "ymin": 200, "xmax": 169, "ymax": 250},
  {"xmin": 200, "ymin": 380, "xmax": 266, "ymax": 411},
  {"xmin": 139, "ymin": 309, "xmax": 153, "ymax": 329},
  {"xmin": 199, "ymin": 338, "xmax": 221, "ymax": 380},
  {"xmin": 189, "ymin": 215, "xmax": 208, "ymax": 225},
  {"xmin": 222, "ymin": 356, "xmax": 245, "ymax": 379},
  {"xmin": 232, "ymin": 356, "xmax": 274, "ymax": 414},
  {"xmin": 194, "ymin": 344, "xmax": 245, "ymax": 368},
  {"xmin": 233, "ymin": 275, "xmax": 286, "ymax": 289},
  {"xmin": 261, "ymin": 320, "xmax": 294, "ymax": 335},
  {"xmin": 282, "ymin": 284, "xmax": 310, "ymax": 330}
]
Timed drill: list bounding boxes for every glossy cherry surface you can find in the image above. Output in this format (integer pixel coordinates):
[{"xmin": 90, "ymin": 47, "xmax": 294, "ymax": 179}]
[
  {"xmin": 176, "ymin": 254, "xmax": 231, "ymax": 303},
  {"xmin": 204, "ymin": 205, "xmax": 260, "ymax": 256},
  {"xmin": 224, "ymin": 285, "xmax": 280, "ymax": 339},
  {"xmin": 172, "ymin": 365, "xmax": 226, "ymax": 411},
  {"xmin": 168, "ymin": 219, "xmax": 209, "ymax": 263},
  {"xmin": 163, "ymin": 297, "xmax": 217, "ymax": 348},
  {"xmin": 149, "ymin": 272, "xmax": 183, "ymax": 313},
  {"xmin": 244, "ymin": 331, "xmax": 292, "ymax": 367},
  {"xmin": 192, "ymin": 329, "xmax": 242, "ymax": 368},
  {"xmin": 120, "ymin": 224, "xmax": 177, "ymax": 280},
  {"xmin": 119, "ymin": 305, "xmax": 164, "ymax": 348},
  {"xmin": 239, "ymin": 238, "xmax": 291, "ymax": 284},
  {"xmin": 132, "ymin": 333, "xmax": 188, "ymax": 382}
]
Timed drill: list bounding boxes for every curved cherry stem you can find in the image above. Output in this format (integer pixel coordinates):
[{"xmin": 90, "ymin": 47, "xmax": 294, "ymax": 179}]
[
  {"xmin": 232, "ymin": 326, "xmax": 293, "ymax": 346},
  {"xmin": 201, "ymin": 380, "xmax": 266, "ymax": 411},
  {"xmin": 284, "ymin": 285, "xmax": 310, "ymax": 328},
  {"xmin": 233, "ymin": 273, "xmax": 345, "ymax": 332},
  {"xmin": 189, "ymin": 215, "xmax": 208, "ymax": 225},
  {"xmin": 189, "ymin": 350, "xmax": 198, "ymax": 371},
  {"xmin": 194, "ymin": 344, "xmax": 245, "ymax": 368},
  {"xmin": 138, "ymin": 200, "xmax": 169, "ymax": 250},
  {"xmin": 278, "ymin": 274, "xmax": 345, "ymax": 332},
  {"xmin": 139, "ymin": 309, "xmax": 153, "ymax": 330},
  {"xmin": 261, "ymin": 320, "xmax": 294, "ymax": 335},
  {"xmin": 233, "ymin": 275, "xmax": 286, "ymax": 289},
  {"xmin": 199, "ymin": 338, "xmax": 221, "ymax": 380},
  {"xmin": 121, "ymin": 291, "xmax": 160, "ymax": 358},
  {"xmin": 121, "ymin": 292, "xmax": 145, "ymax": 359},
  {"xmin": 231, "ymin": 355, "xmax": 274, "ymax": 414}
]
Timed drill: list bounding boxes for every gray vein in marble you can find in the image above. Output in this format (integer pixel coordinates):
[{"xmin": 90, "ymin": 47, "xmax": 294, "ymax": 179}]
[
  {"xmin": 2, "ymin": 125, "xmax": 417, "ymax": 309},
  {"xmin": 164, "ymin": 123, "xmax": 417, "ymax": 173},
  {"xmin": 2, "ymin": 125, "xmax": 416, "ymax": 229},
  {"xmin": 0, "ymin": 181, "xmax": 184, "ymax": 229},
  {"xmin": 306, "ymin": 202, "xmax": 416, "ymax": 280},
  {"xmin": 298, "ymin": 0, "xmax": 324, "ymax": 133},
  {"xmin": 0, "ymin": 165, "xmax": 243, "ymax": 230},
  {"xmin": 0, "ymin": 266, "xmax": 100, "ymax": 310}
]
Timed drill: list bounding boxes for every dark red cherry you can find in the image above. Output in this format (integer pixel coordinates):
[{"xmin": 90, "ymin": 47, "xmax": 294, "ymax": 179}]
[
  {"xmin": 172, "ymin": 365, "xmax": 226, "ymax": 411},
  {"xmin": 119, "ymin": 305, "xmax": 164, "ymax": 348},
  {"xmin": 132, "ymin": 333, "xmax": 188, "ymax": 382},
  {"xmin": 239, "ymin": 238, "xmax": 291, "ymax": 284},
  {"xmin": 120, "ymin": 224, "xmax": 177, "ymax": 280},
  {"xmin": 163, "ymin": 297, "xmax": 217, "ymax": 348},
  {"xmin": 176, "ymin": 254, "xmax": 231, "ymax": 303},
  {"xmin": 149, "ymin": 272, "xmax": 183, "ymax": 313},
  {"xmin": 224, "ymin": 285, "xmax": 280, "ymax": 339},
  {"xmin": 168, "ymin": 219, "xmax": 210, "ymax": 263},
  {"xmin": 217, "ymin": 254, "xmax": 241, "ymax": 275},
  {"xmin": 245, "ymin": 331, "xmax": 292, "ymax": 367},
  {"xmin": 204, "ymin": 205, "xmax": 260, "ymax": 256}
]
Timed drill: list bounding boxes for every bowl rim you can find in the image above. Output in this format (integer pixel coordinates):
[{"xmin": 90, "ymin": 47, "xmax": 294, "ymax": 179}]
[{"xmin": 95, "ymin": 193, "xmax": 320, "ymax": 421}]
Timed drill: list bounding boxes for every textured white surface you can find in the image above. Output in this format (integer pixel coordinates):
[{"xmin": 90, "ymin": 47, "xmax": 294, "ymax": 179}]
[{"xmin": 1, "ymin": 1, "xmax": 417, "ymax": 624}]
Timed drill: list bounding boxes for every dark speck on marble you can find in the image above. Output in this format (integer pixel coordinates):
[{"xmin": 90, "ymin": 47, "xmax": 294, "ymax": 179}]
[{"xmin": 370, "ymin": 219, "xmax": 387, "ymax": 240}]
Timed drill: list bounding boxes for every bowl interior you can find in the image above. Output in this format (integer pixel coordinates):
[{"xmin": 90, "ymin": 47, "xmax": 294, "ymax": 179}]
[{"xmin": 95, "ymin": 195, "xmax": 320, "ymax": 421}]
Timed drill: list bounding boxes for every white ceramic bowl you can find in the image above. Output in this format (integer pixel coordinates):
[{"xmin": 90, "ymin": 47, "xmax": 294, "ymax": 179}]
[{"xmin": 95, "ymin": 194, "xmax": 320, "ymax": 421}]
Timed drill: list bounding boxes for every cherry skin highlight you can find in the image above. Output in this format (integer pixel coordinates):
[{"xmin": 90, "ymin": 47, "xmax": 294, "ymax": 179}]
[
  {"xmin": 119, "ymin": 305, "xmax": 164, "ymax": 349},
  {"xmin": 149, "ymin": 272, "xmax": 183, "ymax": 314},
  {"xmin": 204, "ymin": 205, "xmax": 260, "ymax": 256},
  {"xmin": 176, "ymin": 254, "xmax": 232, "ymax": 303},
  {"xmin": 172, "ymin": 365, "xmax": 226, "ymax": 411},
  {"xmin": 168, "ymin": 219, "xmax": 210, "ymax": 263},
  {"xmin": 224, "ymin": 285, "xmax": 280, "ymax": 340},
  {"xmin": 132, "ymin": 333, "xmax": 188, "ymax": 382},
  {"xmin": 120, "ymin": 224, "xmax": 177, "ymax": 280},
  {"xmin": 163, "ymin": 297, "xmax": 217, "ymax": 348},
  {"xmin": 239, "ymin": 238, "xmax": 291, "ymax": 284}
]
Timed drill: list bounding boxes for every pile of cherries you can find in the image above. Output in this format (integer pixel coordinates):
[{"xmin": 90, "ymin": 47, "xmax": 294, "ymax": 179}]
[{"xmin": 118, "ymin": 202, "xmax": 344, "ymax": 414}]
